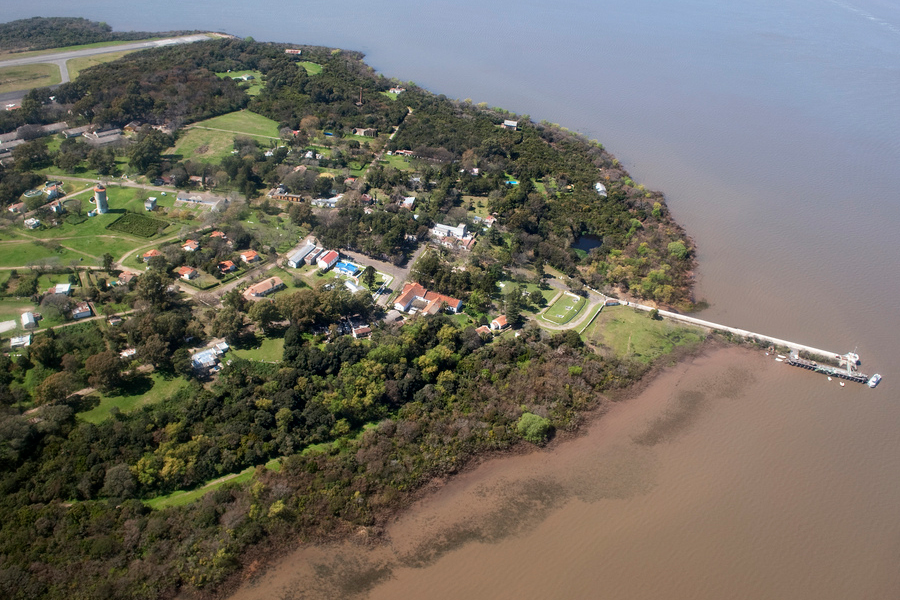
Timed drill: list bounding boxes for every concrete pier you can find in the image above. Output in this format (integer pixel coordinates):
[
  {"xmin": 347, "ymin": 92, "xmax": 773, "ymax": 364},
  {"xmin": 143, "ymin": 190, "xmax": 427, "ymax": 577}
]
[{"xmin": 622, "ymin": 301, "xmax": 843, "ymax": 361}]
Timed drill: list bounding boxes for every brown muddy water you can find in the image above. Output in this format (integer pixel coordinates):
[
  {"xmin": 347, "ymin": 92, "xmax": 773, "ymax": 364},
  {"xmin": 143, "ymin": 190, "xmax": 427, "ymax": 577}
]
[{"xmin": 228, "ymin": 346, "xmax": 900, "ymax": 599}]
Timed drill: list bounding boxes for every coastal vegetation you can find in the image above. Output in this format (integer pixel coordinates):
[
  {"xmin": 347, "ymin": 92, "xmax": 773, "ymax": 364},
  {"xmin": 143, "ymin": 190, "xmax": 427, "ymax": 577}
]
[
  {"xmin": 0, "ymin": 17, "xmax": 703, "ymax": 600},
  {"xmin": 0, "ymin": 17, "xmax": 195, "ymax": 54}
]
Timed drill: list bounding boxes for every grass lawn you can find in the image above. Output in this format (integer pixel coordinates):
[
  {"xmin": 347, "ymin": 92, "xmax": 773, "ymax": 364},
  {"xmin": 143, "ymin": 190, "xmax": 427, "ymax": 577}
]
[
  {"xmin": 582, "ymin": 305, "xmax": 705, "ymax": 363},
  {"xmin": 540, "ymin": 293, "xmax": 586, "ymax": 325},
  {"xmin": 228, "ymin": 335, "xmax": 285, "ymax": 362},
  {"xmin": 169, "ymin": 110, "xmax": 280, "ymax": 163},
  {"xmin": 379, "ymin": 153, "xmax": 415, "ymax": 171},
  {"xmin": 77, "ymin": 372, "xmax": 190, "ymax": 424},
  {"xmin": 40, "ymin": 154, "xmax": 131, "ymax": 179},
  {"xmin": 462, "ymin": 195, "xmax": 491, "ymax": 219},
  {"xmin": 0, "ymin": 297, "xmax": 37, "ymax": 324},
  {"xmin": 380, "ymin": 91, "xmax": 399, "ymax": 101},
  {"xmin": 192, "ymin": 110, "xmax": 280, "ymax": 138},
  {"xmin": 67, "ymin": 50, "xmax": 137, "ymax": 79},
  {"xmin": 0, "ymin": 63, "xmax": 61, "ymax": 94},
  {"xmin": 298, "ymin": 61, "xmax": 323, "ymax": 75},
  {"xmin": 215, "ymin": 70, "xmax": 264, "ymax": 95},
  {"xmin": 0, "ymin": 240, "xmax": 85, "ymax": 268},
  {"xmin": 144, "ymin": 457, "xmax": 281, "ymax": 510}
]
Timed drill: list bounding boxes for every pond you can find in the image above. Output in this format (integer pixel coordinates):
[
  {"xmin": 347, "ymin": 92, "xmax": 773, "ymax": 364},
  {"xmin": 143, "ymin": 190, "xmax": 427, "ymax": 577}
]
[{"xmin": 572, "ymin": 234, "xmax": 603, "ymax": 253}]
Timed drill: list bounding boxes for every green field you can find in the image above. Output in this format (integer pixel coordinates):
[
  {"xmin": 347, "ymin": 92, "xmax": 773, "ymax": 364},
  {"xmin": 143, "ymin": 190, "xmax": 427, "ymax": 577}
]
[
  {"xmin": 0, "ymin": 63, "xmax": 61, "ymax": 94},
  {"xmin": 298, "ymin": 61, "xmax": 322, "ymax": 75},
  {"xmin": 582, "ymin": 305, "xmax": 706, "ymax": 363},
  {"xmin": 378, "ymin": 153, "xmax": 415, "ymax": 171},
  {"xmin": 380, "ymin": 91, "xmax": 399, "ymax": 101},
  {"xmin": 541, "ymin": 293, "xmax": 586, "ymax": 325},
  {"xmin": 77, "ymin": 372, "xmax": 190, "ymax": 424},
  {"xmin": 228, "ymin": 336, "xmax": 285, "ymax": 362},
  {"xmin": 215, "ymin": 69, "xmax": 264, "ymax": 95},
  {"xmin": 67, "ymin": 49, "xmax": 137, "ymax": 80},
  {"xmin": 169, "ymin": 110, "xmax": 280, "ymax": 164}
]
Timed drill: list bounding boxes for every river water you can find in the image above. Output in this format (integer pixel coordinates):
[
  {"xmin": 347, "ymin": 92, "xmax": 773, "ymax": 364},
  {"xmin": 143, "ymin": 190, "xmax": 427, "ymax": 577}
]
[{"xmin": 11, "ymin": 1, "xmax": 900, "ymax": 597}]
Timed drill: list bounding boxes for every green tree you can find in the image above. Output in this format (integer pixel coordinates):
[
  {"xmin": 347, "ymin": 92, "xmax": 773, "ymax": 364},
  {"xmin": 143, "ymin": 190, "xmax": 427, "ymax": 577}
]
[
  {"xmin": 32, "ymin": 371, "xmax": 76, "ymax": 405},
  {"xmin": 362, "ymin": 265, "xmax": 376, "ymax": 289},
  {"xmin": 101, "ymin": 253, "xmax": 115, "ymax": 272},
  {"xmin": 248, "ymin": 300, "xmax": 281, "ymax": 334},
  {"xmin": 85, "ymin": 350, "xmax": 123, "ymax": 391},
  {"xmin": 516, "ymin": 412, "xmax": 552, "ymax": 444}
]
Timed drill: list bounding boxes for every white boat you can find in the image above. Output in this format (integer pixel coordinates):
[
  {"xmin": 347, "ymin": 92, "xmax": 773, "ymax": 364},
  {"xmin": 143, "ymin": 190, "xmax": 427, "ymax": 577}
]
[
  {"xmin": 827, "ymin": 377, "xmax": 832, "ymax": 381},
  {"xmin": 868, "ymin": 374, "xmax": 882, "ymax": 389},
  {"xmin": 839, "ymin": 382, "xmax": 845, "ymax": 387},
  {"xmin": 777, "ymin": 355, "xmax": 786, "ymax": 359},
  {"xmin": 775, "ymin": 358, "xmax": 783, "ymax": 362}
]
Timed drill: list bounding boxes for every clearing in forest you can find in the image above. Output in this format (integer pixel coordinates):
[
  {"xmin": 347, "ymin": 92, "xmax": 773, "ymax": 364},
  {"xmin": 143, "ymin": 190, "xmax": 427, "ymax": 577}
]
[{"xmin": 169, "ymin": 110, "xmax": 280, "ymax": 163}]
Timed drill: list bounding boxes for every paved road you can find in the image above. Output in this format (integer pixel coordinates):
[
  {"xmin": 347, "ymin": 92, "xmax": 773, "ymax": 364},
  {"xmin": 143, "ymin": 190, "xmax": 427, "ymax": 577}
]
[
  {"xmin": 0, "ymin": 35, "xmax": 211, "ymax": 71},
  {"xmin": 0, "ymin": 35, "xmax": 211, "ymax": 105}
]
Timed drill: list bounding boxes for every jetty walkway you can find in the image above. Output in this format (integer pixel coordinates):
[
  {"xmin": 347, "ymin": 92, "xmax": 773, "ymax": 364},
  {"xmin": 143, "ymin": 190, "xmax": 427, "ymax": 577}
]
[{"xmin": 622, "ymin": 300, "xmax": 842, "ymax": 360}]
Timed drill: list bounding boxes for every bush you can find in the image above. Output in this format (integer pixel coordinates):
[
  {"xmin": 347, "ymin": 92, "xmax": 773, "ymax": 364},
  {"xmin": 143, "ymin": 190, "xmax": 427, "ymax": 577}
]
[{"xmin": 517, "ymin": 412, "xmax": 552, "ymax": 444}]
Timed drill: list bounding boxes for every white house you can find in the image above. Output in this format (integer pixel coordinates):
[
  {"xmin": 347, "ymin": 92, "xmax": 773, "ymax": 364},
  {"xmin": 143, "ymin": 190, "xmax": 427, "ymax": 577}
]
[
  {"xmin": 432, "ymin": 223, "xmax": 467, "ymax": 239},
  {"xmin": 21, "ymin": 312, "xmax": 36, "ymax": 329},
  {"xmin": 317, "ymin": 250, "xmax": 339, "ymax": 271}
]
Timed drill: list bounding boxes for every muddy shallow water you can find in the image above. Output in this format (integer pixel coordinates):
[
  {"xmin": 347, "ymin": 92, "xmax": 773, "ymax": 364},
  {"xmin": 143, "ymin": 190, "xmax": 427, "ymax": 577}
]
[{"xmin": 228, "ymin": 345, "xmax": 899, "ymax": 600}]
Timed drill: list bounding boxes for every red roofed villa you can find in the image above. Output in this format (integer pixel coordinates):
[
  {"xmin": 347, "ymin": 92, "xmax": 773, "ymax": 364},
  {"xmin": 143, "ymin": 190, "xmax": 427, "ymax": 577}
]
[
  {"xmin": 218, "ymin": 260, "xmax": 237, "ymax": 273},
  {"xmin": 244, "ymin": 277, "xmax": 285, "ymax": 299},
  {"xmin": 177, "ymin": 266, "xmax": 198, "ymax": 280},
  {"xmin": 240, "ymin": 250, "xmax": 260, "ymax": 263},
  {"xmin": 393, "ymin": 282, "xmax": 463, "ymax": 314},
  {"xmin": 182, "ymin": 239, "xmax": 199, "ymax": 252},
  {"xmin": 142, "ymin": 249, "xmax": 162, "ymax": 262},
  {"xmin": 490, "ymin": 315, "xmax": 508, "ymax": 331}
]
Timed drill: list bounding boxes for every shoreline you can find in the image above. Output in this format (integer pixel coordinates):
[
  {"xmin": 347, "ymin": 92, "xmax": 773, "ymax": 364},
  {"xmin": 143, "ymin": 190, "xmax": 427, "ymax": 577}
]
[{"xmin": 221, "ymin": 340, "xmax": 764, "ymax": 600}]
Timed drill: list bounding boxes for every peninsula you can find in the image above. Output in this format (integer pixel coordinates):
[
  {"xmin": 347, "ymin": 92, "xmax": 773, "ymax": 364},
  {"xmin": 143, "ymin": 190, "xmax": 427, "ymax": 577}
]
[{"xmin": 0, "ymin": 18, "xmax": 712, "ymax": 600}]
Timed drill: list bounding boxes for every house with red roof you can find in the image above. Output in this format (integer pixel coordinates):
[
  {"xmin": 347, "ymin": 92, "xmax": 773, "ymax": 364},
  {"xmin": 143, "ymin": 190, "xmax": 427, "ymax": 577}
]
[
  {"xmin": 182, "ymin": 239, "xmax": 199, "ymax": 252},
  {"xmin": 317, "ymin": 250, "xmax": 339, "ymax": 271},
  {"xmin": 177, "ymin": 266, "xmax": 198, "ymax": 280},
  {"xmin": 142, "ymin": 249, "xmax": 162, "ymax": 262},
  {"xmin": 218, "ymin": 260, "xmax": 237, "ymax": 273},
  {"xmin": 240, "ymin": 250, "xmax": 260, "ymax": 263},
  {"xmin": 393, "ymin": 282, "xmax": 463, "ymax": 314}
]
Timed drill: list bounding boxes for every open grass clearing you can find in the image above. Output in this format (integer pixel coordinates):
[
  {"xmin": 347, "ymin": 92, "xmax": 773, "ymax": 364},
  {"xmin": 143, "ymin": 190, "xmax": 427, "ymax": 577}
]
[
  {"xmin": 0, "ymin": 63, "xmax": 61, "ymax": 94},
  {"xmin": 144, "ymin": 457, "xmax": 281, "ymax": 510},
  {"xmin": 39, "ymin": 154, "xmax": 131, "ymax": 180},
  {"xmin": 0, "ymin": 240, "xmax": 85, "ymax": 268},
  {"xmin": 380, "ymin": 91, "xmax": 399, "ymax": 101},
  {"xmin": 379, "ymin": 153, "xmax": 415, "ymax": 171},
  {"xmin": 541, "ymin": 293, "xmax": 586, "ymax": 325},
  {"xmin": 77, "ymin": 372, "xmax": 190, "ymax": 424},
  {"xmin": 228, "ymin": 335, "xmax": 285, "ymax": 363},
  {"xmin": 170, "ymin": 110, "xmax": 280, "ymax": 164},
  {"xmin": 298, "ymin": 61, "xmax": 322, "ymax": 75},
  {"xmin": 192, "ymin": 110, "xmax": 280, "ymax": 138},
  {"xmin": 67, "ymin": 50, "xmax": 137, "ymax": 79},
  {"xmin": 582, "ymin": 305, "xmax": 705, "ymax": 363},
  {"xmin": 215, "ymin": 69, "xmax": 264, "ymax": 95}
]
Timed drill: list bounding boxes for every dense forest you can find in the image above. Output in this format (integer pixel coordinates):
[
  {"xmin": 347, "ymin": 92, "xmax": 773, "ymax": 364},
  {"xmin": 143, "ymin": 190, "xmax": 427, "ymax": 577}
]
[
  {"xmin": 0, "ymin": 313, "xmax": 648, "ymax": 600},
  {"xmin": 0, "ymin": 17, "xmax": 197, "ymax": 53}
]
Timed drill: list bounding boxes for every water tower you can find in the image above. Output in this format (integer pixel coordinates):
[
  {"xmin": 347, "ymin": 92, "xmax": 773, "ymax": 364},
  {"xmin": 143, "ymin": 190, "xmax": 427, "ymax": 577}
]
[{"xmin": 94, "ymin": 184, "xmax": 108, "ymax": 214}]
